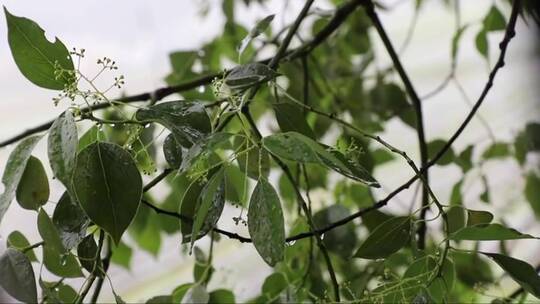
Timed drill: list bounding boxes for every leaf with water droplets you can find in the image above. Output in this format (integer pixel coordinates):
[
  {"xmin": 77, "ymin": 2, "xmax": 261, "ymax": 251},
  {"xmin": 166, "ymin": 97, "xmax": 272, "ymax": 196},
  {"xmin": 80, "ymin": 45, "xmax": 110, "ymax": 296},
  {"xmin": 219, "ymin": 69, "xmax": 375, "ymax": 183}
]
[
  {"xmin": 48, "ymin": 111, "xmax": 78, "ymax": 190},
  {"xmin": 354, "ymin": 216, "xmax": 411, "ymax": 259},
  {"xmin": 72, "ymin": 142, "xmax": 142, "ymax": 244},
  {"xmin": 163, "ymin": 134, "xmax": 183, "ymax": 169},
  {"xmin": 15, "ymin": 156, "xmax": 49, "ymax": 210},
  {"xmin": 42, "ymin": 245, "xmax": 83, "ymax": 278},
  {"xmin": 0, "ymin": 248, "xmax": 37, "ymax": 303},
  {"xmin": 136, "ymin": 101, "xmax": 211, "ymax": 148},
  {"xmin": 248, "ymin": 178, "xmax": 285, "ymax": 266},
  {"xmin": 0, "ymin": 135, "xmax": 41, "ymax": 225},
  {"xmin": 53, "ymin": 192, "xmax": 89, "ymax": 250}
]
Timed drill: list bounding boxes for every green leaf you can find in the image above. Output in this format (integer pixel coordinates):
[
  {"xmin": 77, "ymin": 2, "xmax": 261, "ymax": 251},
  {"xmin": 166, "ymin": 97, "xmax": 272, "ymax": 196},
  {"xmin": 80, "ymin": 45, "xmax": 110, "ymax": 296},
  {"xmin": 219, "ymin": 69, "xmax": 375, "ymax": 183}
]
[
  {"xmin": 481, "ymin": 252, "xmax": 540, "ymax": 298},
  {"xmin": 354, "ymin": 216, "xmax": 411, "ymax": 259},
  {"xmin": 7, "ymin": 231, "xmax": 38, "ymax": 262},
  {"xmin": 48, "ymin": 111, "xmax": 78, "ymax": 189},
  {"xmin": 15, "ymin": 156, "xmax": 49, "ymax": 210},
  {"xmin": 163, "ymin": 134, "xmax": 183, "ymax": 169},
  {"xmin": 483, "ymin": 6, "xmax": 506, "ymax": 32},
  {"xmin": 313, "ymin": 205, "xmax": 357, "ymax": 258},
  {"xmin": 193, "ymin": 246, "xmax": 213, "ymax": 283},
  {"xmin": 466, "ymin": 209, "xmax": 493, "ymax": 226},
  {"xmin": 182, "ymin": 284, "xmax": 209, "ymax": 304},
  {"xmin": 4, "ymin": 8, "xmax": 74, "ymax": 90},
  {"xmin": 475, "ymin": 29, "xmax": 488, "ymax": 59},
  {"xmin": 52, "ymin": 192, "xmax": 89, "ymax": 250},
  {"xmin": 525, "ymin": 173, "xmax": 540, "ymax": 218},
  {"xmin": 77, "ymin": 234, "xmax": 101, "ymax": 273},
  {"xmin": 236, "ymin": 138, "xmax": 270, "ymax": 180},
  {"xmin": 129, "ymin": 205, "xmax": 162, "ymax": 256},
  {"xmin": 482, "ymin": 142, "xmax": 510, "ymax": 159},
  {"xmin": 190, "ymin": 168, "xmax": 225, "ymax": 249},
  {"xmin": 208, "ymin": 289, "xmax": 235, "ymax": 304},
  {"xmin": 224, "ymin": 63, "xmax": 278, "ymax": 91},
  {"xmin": 248, "ymin": 178, "xmax": 285, "ymax": 266},
  {"xmin": 453, "ymin": 251, "xmax": 493, "ymax": 287},
  {"xmin": 262, "ymin": 272, "xmax": 287, "ymax": 299},
  {"xmin": 73, "ymin": 142, "xmax": 142, "ymax": 244},
  {"xmin": 180, "ymin": 132, "xmax": 234, "ymax": 173},
  {"xmin": 40, "ymin": 280, "xmax": 77, "ymax": 303},
  {"xmin": 238, "ymin": 14, "xmax": 274, "ymax": 56},
  {"xmin": 449, "ymin": 223, "xmax": 536, "ymax": 241},
  {"xmin": 427, "ymin": 139, "xmax": 455, "ymax": 165},
  {"xmin": 0, "ymin": 135, "xmax": 41, "ymax": 225},
  {"xmin": 0, "ymin": 248, "xmax": 37, "ymax": 303},
  {"xmin": 135, "ymin": 101, "xmax": 211, "ymax": 147},
  {"xmin": 110, "ymin": 241, "xmax": 132, "ymax": 269},
  {"xmin": 172, "ymin": 283, "xmax": 194, "ymax": 303},
  {"xmin": 403, "ymin": 256, "xmax": 455, "ymax": 302},
  {"xmin": 146, "ymin": 295, "xmax": 173, "ymax": 304},
  {"xmin": 262, "ymin": 132, "xmax": 379, "ymax": 186},
  {"xmin": 42, "ymin": 245, "xmax": 83, "ymax": 278},
  {"xmin": 38, "ymin": 209, "xmax": 66, "ymax": 253},
  {"xmin": 273, "ymin": 102, "xmax": 315, "ymax": 139},
  {"xmin": 446, "ymin": 206, "xmax": 466, "ymax": 234},
  {"xmin": 78, "ymin": 125, "xmax": 103, "ymax": 152}
]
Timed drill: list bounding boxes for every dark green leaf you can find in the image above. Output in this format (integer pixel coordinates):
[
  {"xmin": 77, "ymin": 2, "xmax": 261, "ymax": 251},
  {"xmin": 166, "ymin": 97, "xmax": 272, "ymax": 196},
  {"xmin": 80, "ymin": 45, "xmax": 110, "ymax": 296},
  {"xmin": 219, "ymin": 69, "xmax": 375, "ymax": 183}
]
[
  {"xmin": 273, "ymin": 102, "xmax": 315, "ymax": 139},
  {"xmin": 248, "ymin": 178, "xmax": 285, "ymax": 266},
  {"xmin": 483, "ymin": 6, "xmax": 506, "ymax": 32},
  {"xmin": 52, "ymin": 192, "xmax": 89, "ymax": 250},
  {"xmin": 354, "ymin": 216, "xmax": 411, "ymax": 259},
  {"xmin": 7, "ymin": 231, "xmax": 37, "ymax": 262},
  {"xmin": 525, "ymin": 173, "xmax": 540, "ymax": 218},
  {"xmin": 224, "ymin": 63, "xmax": 278, "ymax": 91},
  {"xmin": 163, "ymin": 134, "xmax": 183, "ymax": 169},
  {"xmin": 15, "ymin": 156, "xmax": 49, "ymax": 210},
  {"xmin": 449, "ymin": 223, "xmax": 535, "ymax": 241},
  {"xmin": 146, "ymin": 296, "xmax": 173, "ymax": 304},
  {"xmin": 190, "ymin": 168, "xmax": 225, "ymax": 248},
  {"xmin": 313, "ymin": 205, "xmax": 357, "ymax": 258},
  {"xmin": 453, "ymin": 251, "xmax": 494, "ymax": 287},
  {"xmin": 48, "ymin": 111, "xmax": 77, "ymax": 189},
  {"xmin": 136, "ymin": 101, "xmax": 211, "ymax": 147},
  {"xmin": 42, "ymin": 245, "xmax": 83, "ymax": 278},
  {"xmin": 0, "ymin": 135, "xmax": 41, "ymax": 225},
  {"xmin": 0, "ymin": 248, "xmax": 37, "ymax": 303},
  {"xmin": 481, "ymin": 252, "xmax": 540, "ymax": 298},
  {"xmin": 73, "ymin": 142, "xmax": 142, "ymax": 244},
  {"xmin": 482, "ymin": 142, "xmax": 510, "ymax": 159},
  {"xmin": 77, "ymin": 234, "xmax": 101, "ymax": 273},
  {"xmin": 4, "ymin": 8, "xmax": 74, "ymax": 90}
]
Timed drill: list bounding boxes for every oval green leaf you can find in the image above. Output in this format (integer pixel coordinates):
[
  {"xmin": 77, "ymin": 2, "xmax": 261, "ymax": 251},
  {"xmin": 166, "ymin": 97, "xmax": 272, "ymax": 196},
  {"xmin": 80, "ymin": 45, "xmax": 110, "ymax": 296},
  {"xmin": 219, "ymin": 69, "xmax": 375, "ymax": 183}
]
[
  {"xmin": 7, "ymin": 230, "xmax": 38, "ymax": 262},
  {"xmin": 73, "ymin": 142, "xmax": 142, "ymax": 244},
  {"xmin": 354, "ymin": 216, "xmax": 411, "ymax": 259},
  {"xmin": 4, "ymin": 8, "xmax": 74, "ymax": 90},
  {"xmin": 0, "ymin": 248, "xmax": 37, "ymax": 303},
  {"xmin": 53, "ymin": 192, "xmax": 89, "ymax": 250},
  {"xmin": 248, "ymin": 178, "xmax": 285, "ymax": 266},
  {"xmin": 449, "ymin": 223, "xmax": 536, "ymax": 241},
  {"xmin": 15, "ymin": 156, "xmax": 49, "ymax": 210}
]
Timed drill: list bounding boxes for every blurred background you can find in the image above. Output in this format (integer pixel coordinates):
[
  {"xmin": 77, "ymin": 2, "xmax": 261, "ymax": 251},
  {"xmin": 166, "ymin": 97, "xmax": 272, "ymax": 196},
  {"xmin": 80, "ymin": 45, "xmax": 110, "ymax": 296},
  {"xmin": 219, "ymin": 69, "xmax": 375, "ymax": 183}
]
[{"xmin": 0, "ymin": 0, "xmax": 539, "ymax": 302}]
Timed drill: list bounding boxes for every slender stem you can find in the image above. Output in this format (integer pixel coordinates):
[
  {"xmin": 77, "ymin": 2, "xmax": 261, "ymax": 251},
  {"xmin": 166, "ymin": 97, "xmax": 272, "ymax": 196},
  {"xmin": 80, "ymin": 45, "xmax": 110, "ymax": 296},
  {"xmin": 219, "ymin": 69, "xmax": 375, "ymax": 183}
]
[
  {"xmin": 90, "ymin": 239, "xmax": 113, "ymax": 304},
  {"xmin": 21, "ymin": 241, "xmax": 44, "ymax": 253},
  {"xmin": 76, "ymin": 230, "xmax": 104, "ymax": 304}
]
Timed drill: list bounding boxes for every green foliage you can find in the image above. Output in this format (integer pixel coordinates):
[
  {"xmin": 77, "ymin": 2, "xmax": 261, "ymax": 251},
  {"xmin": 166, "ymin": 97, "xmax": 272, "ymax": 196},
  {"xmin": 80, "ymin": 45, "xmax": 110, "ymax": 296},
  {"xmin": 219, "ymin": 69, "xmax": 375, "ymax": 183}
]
[{"xmin": 0, "ymin": 2, "xmax": 537, "ymax": 303}]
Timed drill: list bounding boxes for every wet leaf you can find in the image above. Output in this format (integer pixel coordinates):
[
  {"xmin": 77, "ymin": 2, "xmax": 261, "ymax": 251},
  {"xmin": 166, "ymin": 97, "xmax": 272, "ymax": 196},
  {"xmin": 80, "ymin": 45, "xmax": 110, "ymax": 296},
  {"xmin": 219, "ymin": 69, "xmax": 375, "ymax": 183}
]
[
  {"xmin": 52, "ymin": 192, "xmax": 89, "ymax": 250},
  {"xmin": 313, "ymin": 205, "xmax": 357, "ymax": 258},
  {"xmin": 248, "ymin": 178, "xmax": 285, "ymax": 266},
  {"xmin": 0, "ymin": 248, "xmax": 37, "ymax": 303},
  {"xmin": 224, "ymin": 63, "xmax": 278, "ymax": 91},
  {"xmin": 0, "ymin": 135, "xmax": 41, "ymax": 225},
  {"xmin": 15, "ymin": 156, "xmax": 49, "ymax": 210},
  {"xmin": 136, "ymin": 101, "xmax": 211, "ymax": 148},
  {"xmin": 48, "ymin": 111, "xmax": 78, "ymax": 189},
  {"xmin": 163, "ymin": 134, "xmax": 183, "ymax": 169},
  {"xmin": 42, "ymin": 245, "xmax": 83, "ymax": 278},
  {"xmin": 73, "ymin": 142, "xmax": 142, "ymax": 244},
  {"xmin": 38, "ymin": 208, "xmax": 66, "ymax": 254},
  {"xmin": 4, "ymin": 8, "xmax": 74, "ymax": 89}
]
